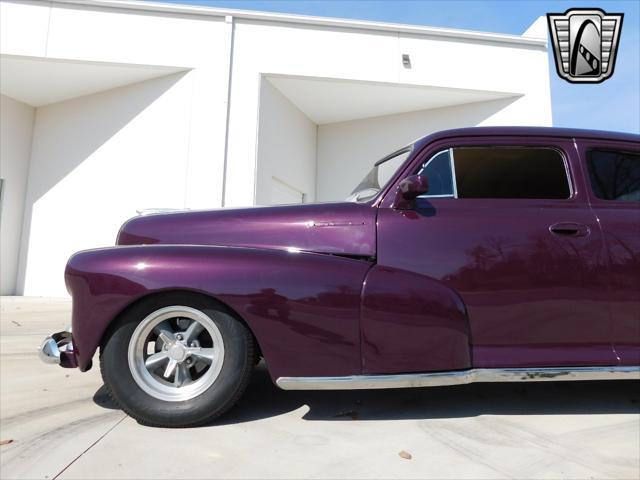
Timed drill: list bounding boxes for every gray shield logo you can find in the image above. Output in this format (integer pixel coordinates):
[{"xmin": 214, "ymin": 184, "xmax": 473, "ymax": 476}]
[{"xmin": 547, "ymin": 8, "xmax": 624, "ymax": 84}]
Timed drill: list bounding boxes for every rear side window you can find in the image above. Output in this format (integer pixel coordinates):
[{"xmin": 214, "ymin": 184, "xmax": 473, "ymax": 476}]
[
  {"xmin": 453, "ymin": 147, "xmax": 571, "ymax": 199},
  {"xmin": 587, "ymin": 150, "xmax": 640, "ymax": 202}
]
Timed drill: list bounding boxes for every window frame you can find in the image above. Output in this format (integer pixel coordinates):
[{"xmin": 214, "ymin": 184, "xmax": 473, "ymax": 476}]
[
  {"xmin": 416, "ymin": 148, "xmax": 458, "ymax": 199},
  {"xmin": 414, "ymin": 145, "xmax": 574, "ymax": 201},
  {"xmin": 378, "ymin": 136, "xmax": 582, "ymax": 210}
]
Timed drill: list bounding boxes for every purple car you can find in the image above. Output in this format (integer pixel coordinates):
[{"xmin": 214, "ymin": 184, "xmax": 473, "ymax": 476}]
[{"xmin": 39, "ymin": 127, "xmax": 640, "ymax": 427}]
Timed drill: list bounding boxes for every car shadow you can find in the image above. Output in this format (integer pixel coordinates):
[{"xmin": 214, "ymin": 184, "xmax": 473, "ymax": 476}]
[{"xmin": 93, "ymin": 362, "xmax": 640, "ymax": 426}]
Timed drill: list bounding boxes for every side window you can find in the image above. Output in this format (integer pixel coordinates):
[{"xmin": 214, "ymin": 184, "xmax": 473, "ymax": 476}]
[
  {"xmin": 416, "ymin": 149, "xmax": 454, "ymax": 197},
  {"xmin": 453, "ymin": 147, "xmax": 571, "ymax": 199},
  {"xmin": 587, "ymin": 149, "xmax": 640, "ymax": 202}
]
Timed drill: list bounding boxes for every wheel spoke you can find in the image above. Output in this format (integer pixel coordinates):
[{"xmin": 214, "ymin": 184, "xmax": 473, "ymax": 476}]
[
  {"xmin": 157, "ymin": 329, "xmax": 175, "ymax": 346},
  {"xmin": 153, "ymin": 321, "xmax": 176, "ymax": 345},
  {"xmin": 184, "ymin": 321, "xmax": 204, "ymax": 343},
  {"xmin": 163, "ymin": 358, "xmax": 178, "ymax": 378},
  {"xmin": 145, "ymin": 351, "xmax": 169, "ymax": 370},
  {"xmin": 153, "ymin": 320, "xmax": 175, "ymax": 334},
  {"xmin": 187, "ymin": 347, "xmax": 215, "ymax": 365},
  {"xmin": 174, "ymin": 364, "xmax": 192, "ymax": 387}
]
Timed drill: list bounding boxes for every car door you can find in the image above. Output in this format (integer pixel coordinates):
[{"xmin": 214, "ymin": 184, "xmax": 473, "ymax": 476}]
[
  {"xmin": 366, "ymin": 135, "xmax": 616, "ymax": 374},
  {"xmin": 575, "ymin": 138, "xmax": 640, "ymax": 366}
]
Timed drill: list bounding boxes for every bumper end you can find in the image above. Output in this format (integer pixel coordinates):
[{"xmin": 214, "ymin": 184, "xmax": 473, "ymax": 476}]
[{"xmin": 39, "ymin": 331, "xmax": 78, "ymax": 368}]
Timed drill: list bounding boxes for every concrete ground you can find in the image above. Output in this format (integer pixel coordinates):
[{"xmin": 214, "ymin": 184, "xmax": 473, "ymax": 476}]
[{"xmin": 0, "ymin": 297, "xmax": 639, "ymax": 480}]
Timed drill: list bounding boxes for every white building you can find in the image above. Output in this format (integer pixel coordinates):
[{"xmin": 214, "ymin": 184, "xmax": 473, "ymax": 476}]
[{"xmin": 0, "ymin": 0, "xmax": 551, "ymax": 297}]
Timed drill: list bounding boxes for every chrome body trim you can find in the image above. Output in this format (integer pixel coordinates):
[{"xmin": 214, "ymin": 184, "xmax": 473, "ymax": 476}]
[{"xmin": 276, "ymin": 366, "xmax": 640, "ymax": 390}]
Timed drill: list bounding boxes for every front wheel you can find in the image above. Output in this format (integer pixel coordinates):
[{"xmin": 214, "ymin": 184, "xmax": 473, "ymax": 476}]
[{"xmin": 100, "ymin": 293, "xmax": 255, "ymax": 427}]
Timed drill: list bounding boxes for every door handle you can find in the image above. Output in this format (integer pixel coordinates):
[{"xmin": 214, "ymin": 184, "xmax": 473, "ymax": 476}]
[{"xmin": 549, "ymin": 222, "xmax": 590, "ymax": 237}]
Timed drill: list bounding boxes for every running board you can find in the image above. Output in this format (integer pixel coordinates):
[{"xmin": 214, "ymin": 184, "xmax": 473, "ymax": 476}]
[{"xmin": 276, "ymin": 366, "xmax": 640, "ymax": 390}]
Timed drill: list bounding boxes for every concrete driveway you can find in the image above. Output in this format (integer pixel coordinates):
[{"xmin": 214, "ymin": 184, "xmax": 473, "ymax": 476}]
[{"xmin": 1, "ymin": 297, "xmax": 639, "ymax": 479}]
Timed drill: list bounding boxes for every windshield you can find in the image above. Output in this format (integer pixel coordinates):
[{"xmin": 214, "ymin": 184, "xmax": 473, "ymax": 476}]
[{"xmin": 346, "ymin": 146, "xmax": 413, "ymax": 203}]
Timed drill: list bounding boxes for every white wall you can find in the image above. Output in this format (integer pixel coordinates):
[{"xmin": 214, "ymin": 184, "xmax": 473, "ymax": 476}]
[
  {"xmin": 0, "ymin": 94, "xmax": 34, "ymax": 295},
  {"xmin": 1, "ymin": 0, "xmax": 232, "ymax": 210},
  {"xmin": 43, "ymin": 4, "xmax": 233, "ymax": 210},
  {"xmin": 18, "ymin": 73, "xmax": 192, "ymax": 296},
  {"xmin": 226, "ymin": 20, "xmax": 403, "ymax": 207},
  {"xmin": 225, "ymin": 19, "xmax": 551, "ymax": 207},
  {"xmin": 1, "ymin": 0, "xmax": 234, "ymax": 296},
  {"xmin": 255, "ymin": 79, "xmax": 317, "ymax": 205},
  {"xmin": 317, "ymin": 97, "xmax": 540, "ymax": 201}
]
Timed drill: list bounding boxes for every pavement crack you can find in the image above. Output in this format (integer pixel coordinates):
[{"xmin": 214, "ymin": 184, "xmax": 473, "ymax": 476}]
[{"xmin": 52, "ymin": 415, "xmax": 126, "ymax": 480}]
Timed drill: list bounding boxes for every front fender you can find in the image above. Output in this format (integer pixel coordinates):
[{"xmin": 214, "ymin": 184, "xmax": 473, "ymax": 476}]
[{"xmin": 66, "ymin": 245, "xmax": 372, "ymax": 378}]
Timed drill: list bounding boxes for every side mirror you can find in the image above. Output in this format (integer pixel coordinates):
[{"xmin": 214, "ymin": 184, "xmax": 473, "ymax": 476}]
[{"xmin": 392, "ymin": 175, "xmax": 429, "ymax": 210}]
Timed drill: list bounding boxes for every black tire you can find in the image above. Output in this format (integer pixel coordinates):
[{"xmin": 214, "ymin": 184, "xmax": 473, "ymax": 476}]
[{"xmin": 100, "ymin": 292, "xmax": 255, "ymax": 427}]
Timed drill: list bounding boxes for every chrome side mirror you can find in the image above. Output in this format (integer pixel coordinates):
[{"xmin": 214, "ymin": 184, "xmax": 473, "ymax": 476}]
[{"xmin": 392, "ymin": 175, "xmax": 429, "ymax": 210}]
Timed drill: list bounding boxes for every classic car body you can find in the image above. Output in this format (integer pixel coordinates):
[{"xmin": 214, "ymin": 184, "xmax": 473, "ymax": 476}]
[{"xmin": 40, "ymin": 127, "xmax": 640, "ymax": 426}]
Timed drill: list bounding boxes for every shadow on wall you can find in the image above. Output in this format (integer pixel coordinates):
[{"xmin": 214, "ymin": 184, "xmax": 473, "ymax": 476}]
[
  {"xmin": 94, "ymin": 362, "xmax": 640, "ymax": 426},
  {"xmin": 25, "ymin": 72, "xmax": 188, "ymax": 204},
  {"xmin": 16, "ymin": 72, "xmax": 188, "ymax": 294},
  {"xmin": 315, "ymin": 95, "xmax": 523, "ymax": 202}
]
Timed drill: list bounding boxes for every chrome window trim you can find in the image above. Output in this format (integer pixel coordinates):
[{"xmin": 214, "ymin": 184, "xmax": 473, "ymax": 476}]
[
  {"xmin": 418, "ymin": 194, "xmax": 455, "ymax": 198},
  {"xmin": 276, "ymin": 366, "xmax": 639, "ymax": 390},
  {"xmin": 449, "ymin": 147, "xmax": 459, "ymax": 199},
  {"xmin": 416, "ymin": 149, "xmax": 456, "ymax": 199}
]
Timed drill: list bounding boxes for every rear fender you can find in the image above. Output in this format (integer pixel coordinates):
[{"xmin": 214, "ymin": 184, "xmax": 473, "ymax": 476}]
[{"xmin": 66, "ymin": 245, "xmax": 372, "ymax": 378}]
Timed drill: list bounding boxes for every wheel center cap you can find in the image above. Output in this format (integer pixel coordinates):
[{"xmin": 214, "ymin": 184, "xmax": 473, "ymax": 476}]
[{"xmin": 168, "ymin": 343, "xmax": 187, "ymax": 362}]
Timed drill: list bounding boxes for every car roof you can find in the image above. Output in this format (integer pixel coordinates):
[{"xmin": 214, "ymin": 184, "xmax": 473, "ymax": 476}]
[{"xmin": 412, "ymin": 127, "xmax": 640, "ymax": 150}]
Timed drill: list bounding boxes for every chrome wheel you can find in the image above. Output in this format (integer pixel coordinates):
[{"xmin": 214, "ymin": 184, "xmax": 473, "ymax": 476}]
[{"xmin": 127, "ymin": 306, "xmax": 225, "ymax": 402}]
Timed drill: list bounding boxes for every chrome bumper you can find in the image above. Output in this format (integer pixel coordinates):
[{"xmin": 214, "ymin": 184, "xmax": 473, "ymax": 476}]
[{"xmin": 39, "ymin": 330, "xmax": 78, "ymax": 368}]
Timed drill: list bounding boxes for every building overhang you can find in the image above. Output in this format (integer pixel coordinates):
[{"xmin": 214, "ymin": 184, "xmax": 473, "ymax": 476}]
[
  {"xmin": 265, "ymin": 74, "xmax": 522, "ymax": 124},
  {"xmin": 0, "ymin": 54, "xmax": 188, "ymax": 106}
]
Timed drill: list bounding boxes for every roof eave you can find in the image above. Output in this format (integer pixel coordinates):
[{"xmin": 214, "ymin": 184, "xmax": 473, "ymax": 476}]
[{"xmin": 50, "ymin": 0, "xmax": 547, "ymax": 48}]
